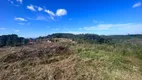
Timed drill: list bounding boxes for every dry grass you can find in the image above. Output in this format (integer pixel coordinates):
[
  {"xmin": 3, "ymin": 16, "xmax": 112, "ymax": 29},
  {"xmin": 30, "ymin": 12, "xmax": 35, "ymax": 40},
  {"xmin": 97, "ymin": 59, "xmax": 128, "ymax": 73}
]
[
  {"xmin": 0, "ymin": 55, "xmax": 78, "ymax": 80},
  {"xmin": 0, "ymin": 41, "xmax": 76, "ymax": 80},
  {"xmin": 0, "ymin": 39, "xmax": 142, "ymax": 80}
]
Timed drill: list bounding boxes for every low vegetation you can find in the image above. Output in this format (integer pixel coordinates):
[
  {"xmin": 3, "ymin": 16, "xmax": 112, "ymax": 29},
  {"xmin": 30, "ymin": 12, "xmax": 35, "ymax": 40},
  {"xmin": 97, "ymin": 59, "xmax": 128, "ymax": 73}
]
[{"xmin": 0, "ymin": 33, "xmax": 142, "ymax": 80}]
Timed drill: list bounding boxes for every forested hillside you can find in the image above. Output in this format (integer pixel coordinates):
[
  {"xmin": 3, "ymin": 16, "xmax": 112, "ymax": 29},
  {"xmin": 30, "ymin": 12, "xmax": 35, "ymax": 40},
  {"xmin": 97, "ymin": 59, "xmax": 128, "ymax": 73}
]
[{"xmin": 0, "ymin": 34, "xmax": 29, "ymax": 47}]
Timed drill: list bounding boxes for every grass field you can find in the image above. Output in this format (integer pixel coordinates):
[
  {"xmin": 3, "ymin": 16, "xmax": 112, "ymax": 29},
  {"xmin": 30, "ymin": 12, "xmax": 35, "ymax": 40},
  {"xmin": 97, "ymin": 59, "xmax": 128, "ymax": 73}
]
[{"xmin": 0, "ymin": 38, "xmax": 142, "ymax": 80}]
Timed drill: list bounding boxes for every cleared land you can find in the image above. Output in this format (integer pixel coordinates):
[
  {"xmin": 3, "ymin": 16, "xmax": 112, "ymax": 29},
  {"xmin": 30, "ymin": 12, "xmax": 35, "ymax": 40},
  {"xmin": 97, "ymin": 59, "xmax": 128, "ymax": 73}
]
[{"xmin": 0, "ymin": 38, "xmax": 142, "ymax": 80}]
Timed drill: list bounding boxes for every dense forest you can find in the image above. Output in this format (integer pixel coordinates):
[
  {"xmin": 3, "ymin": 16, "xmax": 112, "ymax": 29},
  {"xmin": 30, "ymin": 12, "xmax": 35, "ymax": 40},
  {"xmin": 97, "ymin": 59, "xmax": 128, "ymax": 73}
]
[{"xmin": 0, "ymin": 34, "xmax": 29, "ymax": 47}]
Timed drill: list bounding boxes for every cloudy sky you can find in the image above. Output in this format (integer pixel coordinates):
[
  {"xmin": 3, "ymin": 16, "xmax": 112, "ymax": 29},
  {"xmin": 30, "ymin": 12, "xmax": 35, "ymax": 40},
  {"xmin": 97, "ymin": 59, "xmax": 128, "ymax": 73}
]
[{"xmin": 0, "ymin": 0, "xmax": 142, "ymax": 37}]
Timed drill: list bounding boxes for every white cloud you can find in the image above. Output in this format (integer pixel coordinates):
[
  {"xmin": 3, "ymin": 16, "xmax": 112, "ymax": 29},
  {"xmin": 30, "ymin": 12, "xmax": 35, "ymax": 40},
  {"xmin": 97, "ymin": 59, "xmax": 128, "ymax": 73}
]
[
  {"xmin": 27, "ymin": 5, "xmax": 36, "ymax": 11},
  {"xmin": 44, "ymin": 9, "xmax": 67, "ymax": 17},
  {"xmin": 45, "ymin": 9, "xmax": 55, "ymax": 16},
  {"xmin": 27, "ymin": 5, "xmax": 44, "ymax": 12},
  {"xmin": 38, "ymin": 7, "xmax": 43, "ymax": 11},
  {"xmin": 84, "ymin": 24, "xmax": 113, "ymax": 30},
  {"xmin": 83, "ymin": 23, "xmax": 133, "ymax": 31},
  {"xmin": 0, "ymin": 28, "xmax": 6, "ymax": 30},
  {"xmin": 43, "ymin": 9, "xmax": 67, "ymax": 21},
  {"xmin": 56, "ymin": 9, "xmax": 67, "ymax": 16},
  {"xmin": 14, "ymin": 17, "xmax": 27, "ymax": 21},
  {"xmin": 14, "ymin": 29, "xmax": 20, "ymax": 32},
  {"xmin": 16, "ymin": 0, "xmax": 22, "ymax": 4},
  {"xmin": 132, "ymin": 2, "xmax": 141, "ymax": 8},
  {"xmin": 81, "ymin": 23, "xmax": 142, "ymax": 34},
  {"xmin": 44, "ymin": 10, "xmax": 56, "ymax": 20}
]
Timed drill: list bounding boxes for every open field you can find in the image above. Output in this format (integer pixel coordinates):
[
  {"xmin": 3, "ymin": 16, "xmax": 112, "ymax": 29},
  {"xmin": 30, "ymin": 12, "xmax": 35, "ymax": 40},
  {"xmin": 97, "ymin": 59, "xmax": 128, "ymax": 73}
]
[{"xmin": 0, "ymin": 37, "xmax": 142, "ymax": 80}]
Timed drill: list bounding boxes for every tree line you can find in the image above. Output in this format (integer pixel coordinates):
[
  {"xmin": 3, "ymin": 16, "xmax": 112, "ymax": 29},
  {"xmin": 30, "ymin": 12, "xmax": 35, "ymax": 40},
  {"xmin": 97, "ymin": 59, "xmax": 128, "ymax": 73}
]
[
  {"xmin": 46, "ymin": 33, "xmax": 112, "ymax": 44},
  {"xmin": 0, "ymin": 34, "xmax": 29, "ymax": 47},
  {"xmin": 1, "ymin": 33, "xmax": 142, "ymax": 47}
]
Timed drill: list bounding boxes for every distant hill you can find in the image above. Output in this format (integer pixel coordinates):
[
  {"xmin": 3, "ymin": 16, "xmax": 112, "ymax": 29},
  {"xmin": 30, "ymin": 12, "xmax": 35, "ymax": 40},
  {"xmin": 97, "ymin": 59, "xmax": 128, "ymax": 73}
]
[{"xmin": 1, "ymin": 33, "xmax": 142, "ymax": 47}]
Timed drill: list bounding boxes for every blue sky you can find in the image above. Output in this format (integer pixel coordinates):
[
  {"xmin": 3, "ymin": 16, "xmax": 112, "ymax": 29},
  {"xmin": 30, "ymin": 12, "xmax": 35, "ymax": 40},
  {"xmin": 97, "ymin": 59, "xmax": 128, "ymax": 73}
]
[{"xmin": 0, "ymin": 0, "xmax": 142, "ymax": 37}]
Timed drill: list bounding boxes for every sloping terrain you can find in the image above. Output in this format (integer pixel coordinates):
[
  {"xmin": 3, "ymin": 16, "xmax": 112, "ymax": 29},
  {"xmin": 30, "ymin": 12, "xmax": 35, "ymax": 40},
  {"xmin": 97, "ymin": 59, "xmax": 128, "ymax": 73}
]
[{"xmin": 0, "ymin": 39, "xmax": 142, "ymax": 80}]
